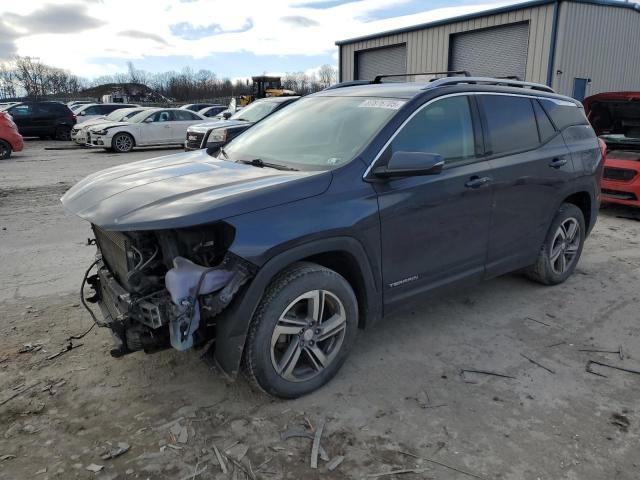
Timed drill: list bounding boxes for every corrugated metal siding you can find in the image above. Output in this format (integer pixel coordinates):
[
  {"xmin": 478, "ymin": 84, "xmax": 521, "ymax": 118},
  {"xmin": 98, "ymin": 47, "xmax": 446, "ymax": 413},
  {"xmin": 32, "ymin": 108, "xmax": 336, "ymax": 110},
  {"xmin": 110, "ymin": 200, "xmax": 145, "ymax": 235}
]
[
  {"xmin": 339, "ymin": 4, "xmax": 555, "ymax": 83},
  {"xmin": 553, "ymin": 2, "xmax": 640, "ymax": 97}
]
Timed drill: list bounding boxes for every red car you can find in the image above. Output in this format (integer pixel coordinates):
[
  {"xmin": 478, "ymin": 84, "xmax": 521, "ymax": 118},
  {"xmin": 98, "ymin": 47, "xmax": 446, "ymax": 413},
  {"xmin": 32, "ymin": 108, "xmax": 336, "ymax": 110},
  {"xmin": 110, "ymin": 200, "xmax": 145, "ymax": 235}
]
[
  {"xmin": 584, "ymin": 92, "xmax": 640, "ymax": 207},
  {"xmin": 0, "ymin": 110, "xmax": 23, "ymax": 159}
]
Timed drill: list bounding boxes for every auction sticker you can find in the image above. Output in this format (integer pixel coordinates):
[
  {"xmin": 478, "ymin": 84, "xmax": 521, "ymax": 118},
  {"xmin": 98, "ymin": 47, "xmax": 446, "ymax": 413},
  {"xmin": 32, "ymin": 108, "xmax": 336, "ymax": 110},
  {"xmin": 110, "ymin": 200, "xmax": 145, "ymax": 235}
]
[{"xmin": 358, "ymin": 99, "xmax": 406, "ymax": 110}]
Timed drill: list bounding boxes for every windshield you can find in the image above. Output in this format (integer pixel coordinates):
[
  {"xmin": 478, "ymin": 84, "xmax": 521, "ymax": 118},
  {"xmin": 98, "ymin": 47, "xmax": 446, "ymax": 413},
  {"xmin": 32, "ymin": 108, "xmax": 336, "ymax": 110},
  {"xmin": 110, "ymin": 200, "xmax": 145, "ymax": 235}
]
[
  {"xmin": 230, "ymin": 101, "xmax": 279, "ymax": 123},
  {"xmin": 589, "ymin": 100, "xmax": 640, "ymax": 139},
  {"xmin": 222, "ymin": 96, "xmax": 404, "ymax": 170}
]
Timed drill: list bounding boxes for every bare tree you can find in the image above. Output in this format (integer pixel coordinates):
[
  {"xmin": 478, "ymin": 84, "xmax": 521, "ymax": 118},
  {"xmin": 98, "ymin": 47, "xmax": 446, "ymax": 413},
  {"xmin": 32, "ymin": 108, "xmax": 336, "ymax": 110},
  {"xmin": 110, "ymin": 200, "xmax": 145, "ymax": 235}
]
[{"xmin": 317, "ymin": 64, "xmax": 337, "ymax": 88}]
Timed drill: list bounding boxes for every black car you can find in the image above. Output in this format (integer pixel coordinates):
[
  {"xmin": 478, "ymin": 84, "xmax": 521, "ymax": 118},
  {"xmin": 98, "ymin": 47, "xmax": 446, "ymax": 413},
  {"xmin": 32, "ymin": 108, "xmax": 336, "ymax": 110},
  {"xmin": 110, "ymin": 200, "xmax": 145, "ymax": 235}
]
[
  {"xmin": 199, "ymin": 105, "xmax": 228, "ymax": 118},
  {"xmin": 180, "ymin": 103, "xmax": 217, "ymax": 112},
  {"xmin": 61, "ymin": 76, "xmax": 603, "ymax": 398},
  {"xmin": 4, "ymin": 101, "xmax": 76, "ymax": 140},
  {"xmin": 184, "ymin": 96, "xmax": 299, "ymax": 151}
]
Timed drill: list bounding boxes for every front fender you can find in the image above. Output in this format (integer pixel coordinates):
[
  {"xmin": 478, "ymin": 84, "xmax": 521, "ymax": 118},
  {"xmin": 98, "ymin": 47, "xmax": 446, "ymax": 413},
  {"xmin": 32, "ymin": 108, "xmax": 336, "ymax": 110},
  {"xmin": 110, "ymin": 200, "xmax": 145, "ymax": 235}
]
[{"xmin": 214, "ymin": 236, "xmax": 381, "ymax": 377}]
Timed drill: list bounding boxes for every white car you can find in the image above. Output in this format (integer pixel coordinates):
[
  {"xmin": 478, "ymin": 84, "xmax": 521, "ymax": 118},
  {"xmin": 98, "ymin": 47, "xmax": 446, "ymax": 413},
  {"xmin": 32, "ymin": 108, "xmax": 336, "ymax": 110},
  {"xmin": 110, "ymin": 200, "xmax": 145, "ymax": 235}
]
[
  {"xmin": 88, "ymin": 108, "xmax": 206, "ymax": 153},
  {"xmin": 74, "ymin": 103, "xmax": 139, "ymax": 123},
  {"xmin": 71, "ymin": 107, "xmax": 147, "ymax": 145}
]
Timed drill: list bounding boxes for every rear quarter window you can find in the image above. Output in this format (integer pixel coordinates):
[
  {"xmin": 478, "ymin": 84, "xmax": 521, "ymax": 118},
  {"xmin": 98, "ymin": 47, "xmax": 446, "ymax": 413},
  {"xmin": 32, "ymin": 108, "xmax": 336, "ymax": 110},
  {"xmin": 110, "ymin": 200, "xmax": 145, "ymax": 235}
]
[{"xmin": 539, "ymin": 98, "xmax": 588, "ymax": 130}]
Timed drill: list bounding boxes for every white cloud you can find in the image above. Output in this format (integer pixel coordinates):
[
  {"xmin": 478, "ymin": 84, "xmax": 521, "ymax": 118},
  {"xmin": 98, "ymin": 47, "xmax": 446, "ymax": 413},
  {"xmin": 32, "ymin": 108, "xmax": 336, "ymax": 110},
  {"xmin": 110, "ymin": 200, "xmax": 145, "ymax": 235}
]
[{"xmin": 1, "ymin": 0, "xmax": 534, "ymax": 77}]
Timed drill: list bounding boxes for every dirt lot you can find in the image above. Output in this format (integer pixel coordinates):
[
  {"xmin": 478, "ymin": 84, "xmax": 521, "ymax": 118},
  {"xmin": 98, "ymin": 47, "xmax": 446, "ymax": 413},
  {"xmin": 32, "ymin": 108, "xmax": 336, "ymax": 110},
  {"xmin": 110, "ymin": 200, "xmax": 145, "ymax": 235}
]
[{"xmin": 1, "ymin": 140, "xmax": 639, "ymax": 480}]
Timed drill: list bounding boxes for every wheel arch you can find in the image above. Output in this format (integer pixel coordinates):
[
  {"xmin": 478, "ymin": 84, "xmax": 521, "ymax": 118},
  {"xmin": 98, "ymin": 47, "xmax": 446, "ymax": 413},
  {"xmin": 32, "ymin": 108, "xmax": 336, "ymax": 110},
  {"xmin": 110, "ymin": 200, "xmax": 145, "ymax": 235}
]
[
  {"xmin": 213, "ymin": 236, "xmax": 382, "ymax": 377},
  {"xmin": 111, "ymin": 130, "xmax": 137, "ymax": 147},
  {"xmin": 561, "ymin": 190, "xmax": 593, "ymax": 232}
]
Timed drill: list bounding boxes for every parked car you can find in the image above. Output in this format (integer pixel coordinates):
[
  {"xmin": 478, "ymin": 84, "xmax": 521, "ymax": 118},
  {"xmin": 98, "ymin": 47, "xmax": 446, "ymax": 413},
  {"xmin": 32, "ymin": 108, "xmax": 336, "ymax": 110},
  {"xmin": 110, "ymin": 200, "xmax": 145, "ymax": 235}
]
[
  {"xmin": 185, "ymin": 97, "xmax": 299, "ymax": 151},
  {"xmin": 0, "ymin": 111, "xmax": 23, "ymax": 159},
  {"xmin": 180, "ymin": 103, "xmax": 216, "ymax": 112},
  {"xmin": 71, "ymin": 107, "xmax": 148, "ymax": 145},
  {"xmin": 61, "ymin": 77, "xmax": 603, "ymax": 398},
  {"xmin": 87, "ymin": 108, "xmax": 206, "ymax": 152},
  {"xmin": 3, "ymin": 101, "xmax": 76, "ymax": 140},
  {"xmin": 74, "ymin": 103, "xmax": 139, "ymax": 125},
  {"xmin": 198, "ymin": 105, "xmax": 228, "ymax": 118},
  {"xmin": 0, "ymin": 102, "xmax": 19, "ymax": 110},
  {"xmin": 584, "ymin": 92, "xmax": 640, "ymax": 207},
  {"xmin": 68, "ymin": 100, "xmax": 94, "ymax": 110}
]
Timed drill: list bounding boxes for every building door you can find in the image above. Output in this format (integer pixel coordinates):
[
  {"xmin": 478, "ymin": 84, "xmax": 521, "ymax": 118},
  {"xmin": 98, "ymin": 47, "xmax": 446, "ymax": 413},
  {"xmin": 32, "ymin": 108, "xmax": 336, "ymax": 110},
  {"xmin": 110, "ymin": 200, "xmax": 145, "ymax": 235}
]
[
  {"xmin": 355, "ymin": 44, "xmax": 407, "ymax": 81},
  {"xmin": 572, "ymin": 78, "xmax": 589, "ymax": 101},
  {"xmin": 449, "ymin": 22, "xmax": 530, "ymax": 79}
]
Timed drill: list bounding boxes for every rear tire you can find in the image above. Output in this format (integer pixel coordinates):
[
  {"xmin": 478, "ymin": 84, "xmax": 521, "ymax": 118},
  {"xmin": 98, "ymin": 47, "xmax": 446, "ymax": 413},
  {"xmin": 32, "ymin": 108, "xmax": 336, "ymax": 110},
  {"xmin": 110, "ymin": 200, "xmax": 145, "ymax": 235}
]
[
  {"xmin": 244, "ymin": 262, "xmax": 358, "ymax": 398},
  {"xmin": 111, "ymin": 133, "xmax": 134, "ymax": 153},
  {"xmin": 525, "ymin": 203, "xmax": 585, "ymax": 285},
  {"xmin": 55, "ymin": 126, "xmax": 71, "ymax": 141},
  {"xmin": 0, "ymin": 140, "xmax": 11, "ymax": 159}
]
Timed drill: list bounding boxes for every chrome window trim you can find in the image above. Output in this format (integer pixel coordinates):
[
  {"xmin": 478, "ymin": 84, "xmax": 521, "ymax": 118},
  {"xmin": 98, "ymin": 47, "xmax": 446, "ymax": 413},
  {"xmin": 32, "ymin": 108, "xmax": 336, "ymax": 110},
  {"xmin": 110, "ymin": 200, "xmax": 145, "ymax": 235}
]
[{"xmin": 363, "ymin": 91, "xmax": 579, "ymax": 178}]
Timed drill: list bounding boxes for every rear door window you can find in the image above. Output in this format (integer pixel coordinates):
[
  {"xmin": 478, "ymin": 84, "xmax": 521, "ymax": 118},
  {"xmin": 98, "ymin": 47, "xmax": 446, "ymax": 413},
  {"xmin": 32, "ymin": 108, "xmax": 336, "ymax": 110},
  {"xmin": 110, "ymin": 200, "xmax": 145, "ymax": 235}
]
[
  {"xmin": 481, "ymin": 95, "xmax": 540, "ymax": 155},
  {"xmin": 386, "ymin": 95, "xmax": 476, "ymax": 165},
  {"xmin": 174, "ymin": 110, "xmax": 200, "ymax": 121}
]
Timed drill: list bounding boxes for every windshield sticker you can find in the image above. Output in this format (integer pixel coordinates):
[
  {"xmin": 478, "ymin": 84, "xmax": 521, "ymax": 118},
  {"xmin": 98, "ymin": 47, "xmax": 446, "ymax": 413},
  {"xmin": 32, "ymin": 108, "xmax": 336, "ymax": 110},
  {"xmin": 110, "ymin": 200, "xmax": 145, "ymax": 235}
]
[{"xmin": 358, "ymin": 99, "xmax": 406, "ymax": 110}]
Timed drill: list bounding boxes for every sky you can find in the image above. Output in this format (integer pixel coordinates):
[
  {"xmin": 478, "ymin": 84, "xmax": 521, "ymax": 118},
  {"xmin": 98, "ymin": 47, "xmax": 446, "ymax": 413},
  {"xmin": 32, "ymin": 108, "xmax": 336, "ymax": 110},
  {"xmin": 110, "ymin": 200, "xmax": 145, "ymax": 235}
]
[{"xmin": 0, "ymin": 0, "xmax": 538, "ymax": 79}]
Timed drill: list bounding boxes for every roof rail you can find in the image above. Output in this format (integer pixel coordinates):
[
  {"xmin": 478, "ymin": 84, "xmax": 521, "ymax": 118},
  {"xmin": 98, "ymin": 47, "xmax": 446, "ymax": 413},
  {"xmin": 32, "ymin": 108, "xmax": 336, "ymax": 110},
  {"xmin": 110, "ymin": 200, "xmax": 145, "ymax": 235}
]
[
  {"xmin": 426, "ymin": 76, "xmax": 555, "ymax": 93},
  {"xmin": 373, "ymin": 71, "xmax": 470, "ymax": 84},
  {"xmin": 323, "ymin": 80, "xmax": 372, "ymax": 90}
]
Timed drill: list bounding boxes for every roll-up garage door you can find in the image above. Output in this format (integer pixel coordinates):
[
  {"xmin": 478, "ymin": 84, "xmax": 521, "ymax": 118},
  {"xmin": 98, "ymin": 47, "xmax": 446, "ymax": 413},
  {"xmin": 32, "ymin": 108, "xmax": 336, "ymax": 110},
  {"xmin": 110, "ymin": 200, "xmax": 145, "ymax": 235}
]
[
  {"xmin": 449, "ymin": 22, "xmax": 530, "ymax": 80},
  {"xmin": 356, "ymin": 44, "xmax": 407, "ymax": 81}
]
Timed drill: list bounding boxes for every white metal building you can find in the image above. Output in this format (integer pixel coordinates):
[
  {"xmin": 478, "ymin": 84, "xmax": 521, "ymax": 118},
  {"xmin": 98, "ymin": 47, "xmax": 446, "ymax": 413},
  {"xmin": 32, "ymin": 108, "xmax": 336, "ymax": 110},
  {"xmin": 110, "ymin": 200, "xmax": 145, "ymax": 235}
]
[{"xmin": 335, "ymin": 0, "xmax": 640, "ymax": 100}]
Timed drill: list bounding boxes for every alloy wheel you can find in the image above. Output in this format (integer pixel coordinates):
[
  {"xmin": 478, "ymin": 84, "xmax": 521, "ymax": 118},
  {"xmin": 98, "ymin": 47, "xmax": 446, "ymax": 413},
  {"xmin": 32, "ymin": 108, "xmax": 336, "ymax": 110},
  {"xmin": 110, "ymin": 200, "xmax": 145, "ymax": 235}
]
[
  {"xmin": 115, "ymin": 134, "xmax": 133, "ymax": 152},
  {"xmin": 270, "ymin": 289, "xmax": 347, "ymax": 382},
  {"xmin": 549, "ymin": 217, "xmax": 581, "ymax": 275}
]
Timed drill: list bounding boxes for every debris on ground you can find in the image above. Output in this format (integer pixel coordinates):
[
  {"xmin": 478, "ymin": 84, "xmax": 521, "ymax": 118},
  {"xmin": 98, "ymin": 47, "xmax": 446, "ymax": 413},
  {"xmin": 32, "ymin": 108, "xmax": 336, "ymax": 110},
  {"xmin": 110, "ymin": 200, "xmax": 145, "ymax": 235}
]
[
  {"xmin": 18, "ymin": 343, "xmax": 43, "ymax": 354},
  {"xmin": 611, "ymin": 413, "xmax": 631, "ymax": 433},
  {"xmin": 85, "ymin": 463, "xmax": 103, "ymax": 473},
  {"xmin": 327, "ymin": 455, "xmax": 345, "ymax": 471},
  {"xmin": 460, "ymin": 369, "xmax": 516, "ymax": 383},
  {"xmin": 578, "ymin": 345, "xmax": 624, "ymax": 360},
  {"xmin": 310, "ymin": 416, "xmax": 325, "ymax": 469},
  {"xmin": 586, "ymin": 360, "xmax": 640, "ymax": 377},
  {"xmin": 520, "ymin": 353, "xmax": 555, "ymax": 374},
  {"xmin": 100, "ymin": 442, "xmax": 130, "ymax": 460},
  {"xmin": 212, "ymin": 443, "xmax": 227, "ymax": 474},
  {"xmin": 46, "ymin": 341, "xmax": 83, "ymax": 361}
]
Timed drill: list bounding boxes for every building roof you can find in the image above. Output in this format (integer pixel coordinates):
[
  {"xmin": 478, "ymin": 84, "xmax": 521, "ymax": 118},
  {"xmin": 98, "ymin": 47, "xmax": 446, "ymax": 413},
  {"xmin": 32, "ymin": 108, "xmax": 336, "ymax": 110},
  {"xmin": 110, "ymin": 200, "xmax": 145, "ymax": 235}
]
[{"xmin": 335, "ymin": 0, "xmax": 640, "ymax": 46}]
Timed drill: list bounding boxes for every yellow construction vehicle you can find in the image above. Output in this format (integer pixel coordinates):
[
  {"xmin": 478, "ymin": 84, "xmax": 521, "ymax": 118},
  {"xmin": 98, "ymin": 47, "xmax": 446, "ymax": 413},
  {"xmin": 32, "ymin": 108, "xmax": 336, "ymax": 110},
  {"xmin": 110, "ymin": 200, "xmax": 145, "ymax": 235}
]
[{"xmin": 239, "ymin": 76, "xmax": 297, "ymax": 107}]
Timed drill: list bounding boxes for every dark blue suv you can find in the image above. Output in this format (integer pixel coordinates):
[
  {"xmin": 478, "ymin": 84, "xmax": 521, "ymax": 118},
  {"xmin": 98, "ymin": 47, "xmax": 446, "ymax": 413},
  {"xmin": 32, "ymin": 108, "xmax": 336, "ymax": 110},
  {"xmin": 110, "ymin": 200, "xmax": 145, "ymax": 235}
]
[{"xmin": 61, "ymin": 76, "xmax": 603, "ymax": 398}]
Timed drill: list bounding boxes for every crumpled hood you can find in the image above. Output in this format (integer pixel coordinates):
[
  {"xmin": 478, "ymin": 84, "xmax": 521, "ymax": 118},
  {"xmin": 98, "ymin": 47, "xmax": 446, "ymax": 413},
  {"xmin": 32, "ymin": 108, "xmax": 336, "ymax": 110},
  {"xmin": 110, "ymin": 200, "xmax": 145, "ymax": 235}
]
[
  {"xmin": 87, "ymin": 121, "xmax": 131, "ymax": 132},
  {"xmin": 75, "ymin": 116, "xmax": 107, "ymax": 129},
  {"xmin": 61, "ymin": 149, "xmax": 331, "ymax": 231},
  {"xmin": 188, "ymin": 119, "xmax": 248, "ymax": 134}
]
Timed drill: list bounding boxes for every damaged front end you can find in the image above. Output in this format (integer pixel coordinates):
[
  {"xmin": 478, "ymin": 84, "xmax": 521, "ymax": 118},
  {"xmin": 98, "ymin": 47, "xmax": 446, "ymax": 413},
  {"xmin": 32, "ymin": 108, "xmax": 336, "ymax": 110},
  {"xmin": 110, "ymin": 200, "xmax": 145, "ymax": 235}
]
[{"xmin": 84, "ymin": 223, "xmax": 254, "ymax": 358}]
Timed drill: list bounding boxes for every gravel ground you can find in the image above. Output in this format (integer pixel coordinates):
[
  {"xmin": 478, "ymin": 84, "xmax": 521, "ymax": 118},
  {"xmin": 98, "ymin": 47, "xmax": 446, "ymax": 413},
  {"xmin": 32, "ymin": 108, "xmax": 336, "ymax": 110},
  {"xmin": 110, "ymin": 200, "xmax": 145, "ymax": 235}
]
[{"xmin": 1, "ymin": 140, "xmax": 639, "ymax": 480}]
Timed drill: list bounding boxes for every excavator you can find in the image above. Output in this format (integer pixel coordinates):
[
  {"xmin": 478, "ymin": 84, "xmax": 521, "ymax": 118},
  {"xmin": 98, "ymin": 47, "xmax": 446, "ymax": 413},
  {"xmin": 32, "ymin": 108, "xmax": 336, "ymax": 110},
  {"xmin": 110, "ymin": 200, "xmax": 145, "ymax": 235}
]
[{"xmin": 238, "ymin": 76, "xmax": 297, "ymax": 107}]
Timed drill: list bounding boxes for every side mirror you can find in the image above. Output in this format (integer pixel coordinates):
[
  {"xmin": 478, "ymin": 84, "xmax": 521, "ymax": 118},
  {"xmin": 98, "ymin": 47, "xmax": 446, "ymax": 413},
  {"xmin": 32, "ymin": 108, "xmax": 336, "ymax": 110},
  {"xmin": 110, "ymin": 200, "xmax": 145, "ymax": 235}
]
[
  {"xmin": 78, "ymin": 111, "xmax": 86, "ymax": 116},
  {"xmin": 143, "ymin": 117, "xmax": 154, "ymax": 123},
  {"xmin": 222, "ymin": 112, "xmax": 232, "ymax": 120},
  {"xmin": 373, "ymin": 151, "xmax": 444, "ymax": 178}
]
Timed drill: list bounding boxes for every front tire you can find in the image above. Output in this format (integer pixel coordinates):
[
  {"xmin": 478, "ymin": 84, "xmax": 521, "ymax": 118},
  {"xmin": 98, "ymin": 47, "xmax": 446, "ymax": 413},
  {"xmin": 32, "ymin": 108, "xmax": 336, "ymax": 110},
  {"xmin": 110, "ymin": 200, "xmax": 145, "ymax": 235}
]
[
  {"xmin": 525, "ymin": 203, "xmax": 585, "ymax": 285},
  {"xmin": 0, "ymin": 140, "xmax": 11, "ymax": 160},
  {"xmin": 244, "ymin": 262, "xmax": 358, "ymax": 398},
  {"xmin": 111, "ymin": 133, "xmax": 134, "ymax": 153}
]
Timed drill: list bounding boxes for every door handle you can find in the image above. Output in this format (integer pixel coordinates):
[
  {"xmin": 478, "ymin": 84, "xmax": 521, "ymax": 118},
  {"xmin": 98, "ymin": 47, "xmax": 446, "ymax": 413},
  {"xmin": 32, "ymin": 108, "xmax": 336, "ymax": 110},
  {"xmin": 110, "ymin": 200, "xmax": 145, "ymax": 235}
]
[
  {"xmin": 465, "ymin": 176, "xmax": 492, "ymax": 189},
  {"xmin": 549, "ymin": 157, "xmax": 568, "ymax": 169}
]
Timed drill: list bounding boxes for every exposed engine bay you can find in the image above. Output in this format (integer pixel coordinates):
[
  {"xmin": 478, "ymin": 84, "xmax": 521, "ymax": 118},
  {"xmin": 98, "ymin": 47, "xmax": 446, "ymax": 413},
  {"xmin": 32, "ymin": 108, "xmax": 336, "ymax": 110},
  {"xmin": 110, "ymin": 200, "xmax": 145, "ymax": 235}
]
[{"xmin": 85, "ymin": 222, "xmax": 254, "ymax": 357}]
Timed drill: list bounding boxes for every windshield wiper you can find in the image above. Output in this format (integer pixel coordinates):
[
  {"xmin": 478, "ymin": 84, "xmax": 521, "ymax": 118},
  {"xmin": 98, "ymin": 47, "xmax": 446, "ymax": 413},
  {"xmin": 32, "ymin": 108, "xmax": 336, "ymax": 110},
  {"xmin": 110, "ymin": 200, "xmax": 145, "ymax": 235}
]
[{"xmin": 237, "ymin": 158, "xmax": 298, "ymax": 171}]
